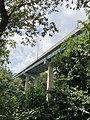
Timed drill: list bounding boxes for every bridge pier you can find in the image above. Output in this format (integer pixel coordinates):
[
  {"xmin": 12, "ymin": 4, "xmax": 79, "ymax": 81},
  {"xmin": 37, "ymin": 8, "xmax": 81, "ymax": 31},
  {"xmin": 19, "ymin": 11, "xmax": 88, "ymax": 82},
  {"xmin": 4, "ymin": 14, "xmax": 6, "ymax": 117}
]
[
  {"xmin": 24, "ymin": 73, "xmax": 40, "ymax": 90},
  {"xmin": 34, "ymin": 74, "xmax": 39, "ymax": 86},
  {"xmin": 46, "ymin": 61, "xmax": 53, "ymax": 101},
  {"xmin": 24, "ymin": 60, "xmax": 53, "ymax": 100},
  {"xmin": 47, "ymin": 61, "xmax": 53, "ymax": 90},
  {"xmin": 25, "ymin": 73, "xmax": 29, "ymax": 91}
]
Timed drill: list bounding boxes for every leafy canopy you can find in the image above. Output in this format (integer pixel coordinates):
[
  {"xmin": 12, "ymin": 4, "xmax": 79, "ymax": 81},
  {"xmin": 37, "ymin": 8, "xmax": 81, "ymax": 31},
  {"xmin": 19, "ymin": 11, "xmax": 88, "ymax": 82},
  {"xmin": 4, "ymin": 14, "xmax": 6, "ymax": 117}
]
[
  {"xmin": 0, "ymin": 0, "xmax": 90, "ymax": 42},
  {"xmin": 51, "ymin": 22, "xmax": 90, "ymax": 91}
]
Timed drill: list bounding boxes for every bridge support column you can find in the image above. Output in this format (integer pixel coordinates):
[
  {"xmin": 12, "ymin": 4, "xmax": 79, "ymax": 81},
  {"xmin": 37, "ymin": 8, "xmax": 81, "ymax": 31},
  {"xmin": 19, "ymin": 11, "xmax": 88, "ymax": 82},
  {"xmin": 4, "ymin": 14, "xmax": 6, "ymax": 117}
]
[
  {"xmin": 34, "ymin": 74, "xmax": 39, "ymax": 86},
  {"xmin": 25, "ymin": 73, "xmax": 29, "ymax": 91},
  {"xmin": 46, "ymin": 61, "xmax": 53, "ymax": 101},
  {"xmin": 47, "ymin": 61, "xmax": 53, "ymax": 90}
]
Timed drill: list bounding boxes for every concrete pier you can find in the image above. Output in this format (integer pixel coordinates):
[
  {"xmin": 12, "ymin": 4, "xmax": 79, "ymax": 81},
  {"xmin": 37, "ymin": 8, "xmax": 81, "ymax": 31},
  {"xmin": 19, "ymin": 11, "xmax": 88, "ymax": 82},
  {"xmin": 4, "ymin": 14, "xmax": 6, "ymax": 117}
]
[
  {"xmin": 25, "ymin": 73, "xmax": 29, "ymax": 91},
  {"xmin": 47, "ymin": 61, "xmax": 53, "ymax": 90}
]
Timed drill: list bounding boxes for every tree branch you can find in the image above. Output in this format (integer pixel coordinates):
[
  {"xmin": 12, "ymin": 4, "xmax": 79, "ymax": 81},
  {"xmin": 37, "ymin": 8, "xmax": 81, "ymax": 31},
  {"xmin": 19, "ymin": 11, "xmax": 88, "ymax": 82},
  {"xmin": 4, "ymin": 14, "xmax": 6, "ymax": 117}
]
[
  {"xmin": 8, "ymin": 2, "xmax": 31, "ymax": 18},
  {"xmin": 0, "ymin": 0, "xmax": 9, "ymax": 37}
]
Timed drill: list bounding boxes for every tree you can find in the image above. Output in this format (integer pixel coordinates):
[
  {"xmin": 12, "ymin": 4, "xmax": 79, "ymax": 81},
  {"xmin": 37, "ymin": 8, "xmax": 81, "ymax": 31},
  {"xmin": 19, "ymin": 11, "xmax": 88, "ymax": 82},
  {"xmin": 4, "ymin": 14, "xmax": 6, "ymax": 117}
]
[
  {"xmin": 51, "ymin": 22, "xmax": 90, "ymax": 91},
  {"xmin": 0, "ymin": 66, "xmax": 24, "ymax": 120},
  {"xmin": 50, "ymin": 23, "xmax": 90, "ymax": 120},
  {"xmin": 0, "ymin": 38, "xmax": 16, "ymax": 66},
  {"xmin": 0, "ymin": 0, "xmax": 90, "ymax": 42},
  {"xmin": 51, "ymin": 24, "xmax": 90, "ymax": 120},
  {"xmin": 0, "ymin": 66, "xmax": 14, "ymax": 119}
]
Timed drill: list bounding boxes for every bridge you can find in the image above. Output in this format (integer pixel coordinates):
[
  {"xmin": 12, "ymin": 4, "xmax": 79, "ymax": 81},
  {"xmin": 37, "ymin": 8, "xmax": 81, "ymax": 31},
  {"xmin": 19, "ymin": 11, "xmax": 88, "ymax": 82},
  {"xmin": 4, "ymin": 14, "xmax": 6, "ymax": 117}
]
[{"xmin": 15, "ymin": 19, "xmax": 89, "ymax": 92}]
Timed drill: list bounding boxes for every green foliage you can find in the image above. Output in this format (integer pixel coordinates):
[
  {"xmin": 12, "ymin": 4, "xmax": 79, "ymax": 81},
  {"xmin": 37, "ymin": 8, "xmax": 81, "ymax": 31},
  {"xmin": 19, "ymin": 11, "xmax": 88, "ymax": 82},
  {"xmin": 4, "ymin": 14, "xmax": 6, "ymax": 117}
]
[
  {"xmin": 0, "ymin": 67, "xmax": 14, "ymax": 120},
  {"xmin": 52, "ymin": 23, "xmax": 90, "ymax": 90},
  {"xmin": 38, "ymin": 72, "xmax": 47, "ymax": 89},
  {"xmin": 50, "ymin": 85, "xmax": 90, "ymax": 120},
  {"xmin": 0, "ymin": 67, "xmax": 24, "ymax": 120},
  {"xmin": 16, "ymin": 86, "xmax": 53, "ymax": 120},
  {"xmin": 51, "ymin": 23, "xmax": 90, "ymax": 120},
  {"xmin": 0, "ymin": 39, "xmax": 9, "ymax": 66},
  {"xmin": 0, "ymin": 38, "xmax": 16, "ymax": 66}
]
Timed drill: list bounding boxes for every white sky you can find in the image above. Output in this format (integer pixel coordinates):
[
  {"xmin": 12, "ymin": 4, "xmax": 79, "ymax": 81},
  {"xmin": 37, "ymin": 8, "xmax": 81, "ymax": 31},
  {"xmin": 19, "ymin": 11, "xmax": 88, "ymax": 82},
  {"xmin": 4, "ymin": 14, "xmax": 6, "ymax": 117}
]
[{"xmin": 9, "ymin": 6, "xmax": 88, "ymax": 74}]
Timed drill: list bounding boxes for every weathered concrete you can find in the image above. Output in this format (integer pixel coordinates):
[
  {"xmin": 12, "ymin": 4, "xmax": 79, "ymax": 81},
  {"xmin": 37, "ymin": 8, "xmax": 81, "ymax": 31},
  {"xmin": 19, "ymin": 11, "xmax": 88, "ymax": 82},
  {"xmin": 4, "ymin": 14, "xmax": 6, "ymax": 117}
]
[
  {"xmin": 47, "ymin": 61, "xmax": 53, "ymax": 90},
  {"xmin": 34, "ymin": 74, "xmax": 40, "ymax": 86},
  {"xmin": 25, "ymin": 73, "xmax": 29, "ymax": 91},
  {"xmin": 46, "ymin": 61, "xmax": 53, "ymax": 101}
]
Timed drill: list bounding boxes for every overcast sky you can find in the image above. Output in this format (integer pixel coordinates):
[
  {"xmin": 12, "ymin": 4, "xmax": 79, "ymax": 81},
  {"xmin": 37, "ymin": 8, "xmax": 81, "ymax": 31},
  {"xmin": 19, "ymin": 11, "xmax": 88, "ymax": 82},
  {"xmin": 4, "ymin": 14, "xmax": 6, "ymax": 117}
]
[{"xmin": 9, "ymin": 6, "xmax": 87, "ymax": 74}]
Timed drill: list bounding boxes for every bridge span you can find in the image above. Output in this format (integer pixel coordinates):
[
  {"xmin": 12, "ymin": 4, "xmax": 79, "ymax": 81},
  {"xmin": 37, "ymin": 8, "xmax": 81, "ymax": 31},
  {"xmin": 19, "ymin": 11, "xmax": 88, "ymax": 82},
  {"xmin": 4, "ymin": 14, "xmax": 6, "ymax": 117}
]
[{"xmin": 15, "ymin": 19, "xmax": 89, "ymax": 92}]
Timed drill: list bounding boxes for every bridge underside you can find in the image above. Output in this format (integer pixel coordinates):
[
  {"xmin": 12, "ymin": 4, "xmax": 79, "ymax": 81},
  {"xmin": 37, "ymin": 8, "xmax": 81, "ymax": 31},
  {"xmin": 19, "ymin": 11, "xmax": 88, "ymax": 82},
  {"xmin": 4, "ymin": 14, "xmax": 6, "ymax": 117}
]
[
  {"xmin": 19, "ymin": 65, "xmax": 48, "ymax": 80},
  {"xmin": 27, "ymin": 63, "xmax": 48, "ymax": 74}
]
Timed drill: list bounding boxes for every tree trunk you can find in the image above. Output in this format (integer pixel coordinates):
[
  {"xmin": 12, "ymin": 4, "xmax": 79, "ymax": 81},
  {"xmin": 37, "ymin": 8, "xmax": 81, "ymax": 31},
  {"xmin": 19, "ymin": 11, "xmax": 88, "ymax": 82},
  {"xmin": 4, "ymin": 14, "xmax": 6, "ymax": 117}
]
[{"xmin": 0, "ymin": 0, "xmax": 8, "ymax": 37}]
